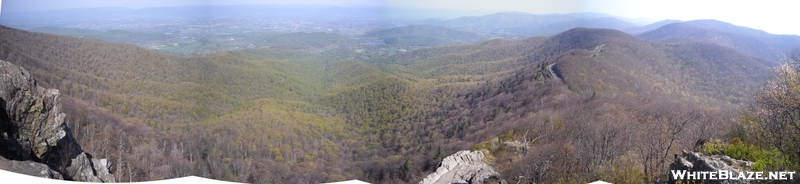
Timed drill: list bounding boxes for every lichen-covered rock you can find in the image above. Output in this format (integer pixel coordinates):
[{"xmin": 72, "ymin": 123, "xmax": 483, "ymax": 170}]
[
  {"xmin": 669, "ymin": 150, "xmax": 753, "ymax": 184},
  {"xmin": 0, "ymin": 60, "xmax": 114, "ymax": 182},
  {"xmin": 0, "ymin": 59, "xmax": 58, "ymax": 161},
  {"xmin": 419, "ymin": 150, "xmax": 506, "ymax": 184}
]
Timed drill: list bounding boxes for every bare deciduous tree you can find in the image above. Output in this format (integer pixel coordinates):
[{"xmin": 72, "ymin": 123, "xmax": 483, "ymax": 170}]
[{"xmin": 748, "ymin": 50, "xmax": 800, "ymax": 160}]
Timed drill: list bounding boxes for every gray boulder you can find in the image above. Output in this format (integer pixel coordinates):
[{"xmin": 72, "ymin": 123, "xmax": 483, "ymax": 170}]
[
  {"xmin": 93, "ymin": 158, "xmax": 115, "ymax": 182},
  {"xmin": 0, "ymin": 156, "xmax": 63, "ymax": 179},
  {"xmin": 419, "ymin": 150, "xmax": 506, "ymax": 184},
  {"xmin": 0, "ymin": 60, "xmax": 114, "ymax": 182},
  {"xmin": 669, "ymin": 150, "xmax": 753, "ymax": 184}
]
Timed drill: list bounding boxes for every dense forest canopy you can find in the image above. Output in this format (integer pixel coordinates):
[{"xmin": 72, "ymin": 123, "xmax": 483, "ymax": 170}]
[{"xmin": 0, "ymin": 6, "xmax": 799, "ymax": 184}]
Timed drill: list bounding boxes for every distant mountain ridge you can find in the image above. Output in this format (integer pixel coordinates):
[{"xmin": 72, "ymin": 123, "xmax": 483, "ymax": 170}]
[
  {"xmin": 437, "ymin": 12, "xmax": 578, "ymax": 30},
  {"xmin": 638, "ymin": 20, "xmax": 799, "ymax": 65},
  {"xmin": 683, "ymin": 20, "xmax": 800, "ymax": 52},
  {"xmin": 433, "ymin": 12, "xmax": 640, "ymax": 39},
  {"xmin": 623, "ymin": 19, "xmax": 682, "ymax": 34},
  {"xmin": 363, "ymin": 24, "xmax": 487, "ymax": 47}
]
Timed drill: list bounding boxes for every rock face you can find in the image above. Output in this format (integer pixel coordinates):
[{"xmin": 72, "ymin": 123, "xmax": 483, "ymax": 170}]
[
  {"xmin": 0, "ymin": 60, "xmax": 114, "ymax": 182},
  {"xmin": 669, "ymin": 150, "xmax": 753, "ymax": 184},
  {"xmin": 0, "ymin": 156, "xmax": 63, "ymax": 179},
  {"xmin": 419, "ymin": 150, "xmax": 506, "ymax": 184}
]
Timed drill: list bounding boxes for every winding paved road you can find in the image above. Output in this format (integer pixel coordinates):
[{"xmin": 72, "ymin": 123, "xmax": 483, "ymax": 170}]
[{"xmin": 547, "ymin": 63, "xmax": 561, "ymax": 81}]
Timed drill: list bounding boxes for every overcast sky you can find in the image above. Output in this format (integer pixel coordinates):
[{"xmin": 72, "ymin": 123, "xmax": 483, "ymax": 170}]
[{"xmin": 1, "ymin": 0, "xmax": 798, "ymax": 35}]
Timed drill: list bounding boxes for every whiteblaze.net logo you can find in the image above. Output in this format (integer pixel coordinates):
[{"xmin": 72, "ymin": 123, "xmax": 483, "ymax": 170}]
[{"xmin": 671, "ymin": 170, "xmax": 796, "ymax": 181}]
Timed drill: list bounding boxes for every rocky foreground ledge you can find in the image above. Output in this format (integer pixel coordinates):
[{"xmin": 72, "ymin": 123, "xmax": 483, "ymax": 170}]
[
  {"xmin": 419, "ymin": 150, "xmax": 506, "ymax": 184},
  {"xmin": 0, "ymin": 60, "xmax": 114, "ymax": 182},
  {"xmin": 669, "ymin": 150, "xmax": 755, "ymax": 184}
]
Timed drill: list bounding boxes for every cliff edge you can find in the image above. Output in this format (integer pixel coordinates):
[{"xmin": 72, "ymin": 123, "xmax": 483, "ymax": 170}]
[
  {"xmin": 0, "ymin": 60, "xmax": 114, "ymax": 182},
  {"xmin": 419, "ymin": 150, "xmax": 505, "ymax": 184}
]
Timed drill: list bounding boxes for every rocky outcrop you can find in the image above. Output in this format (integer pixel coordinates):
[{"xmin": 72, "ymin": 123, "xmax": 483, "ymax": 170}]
[
  {"xmin": 0, "ymin": 156, "xmax": 63, "ymax": 179},
  {"xmin": 669, "ymin": 150, "xmax": 753, "ymax": 184},
  {"xmin": 419, "ymin": 150, "xmax": 506, "ymax": 184},
  {"xmin": 0, "ymin": 60, "xmax": 114, "ymax": 182},
  {"xmin": 93, "ymin": 158, "xmax": 115, "ymax": 182}
]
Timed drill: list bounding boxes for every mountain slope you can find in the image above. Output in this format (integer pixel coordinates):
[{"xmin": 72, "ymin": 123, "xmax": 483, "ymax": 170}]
[
  {"xmin": 388, "ymin": 27, "xmax": 769, "ymax": 105},
  {"xmin": 374, "ymin": 27, "xmax": 769, "ymax": 183},
  {"xmin": 552, "ymin": 28, "xmax": 769, "ymax": 103},
  {"xmin": 0, "ymin": 25, "xmax": 776, "ymax": 184},
  {"xmin": 0, "ymin": 25, "xmax": 361, "ymax": 183},
  {"xmin": 639, "ymin": 22, "xmax": 785, "ymax": 65},
  {"xmin": 683, "ymin": 20, "xmax": 800, "ymax": 52}
]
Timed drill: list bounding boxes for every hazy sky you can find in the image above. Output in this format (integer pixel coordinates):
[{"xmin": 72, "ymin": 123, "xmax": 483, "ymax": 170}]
[{"xmin": 1, "ymin": 0, "xmax": 798, "ymax": 35}]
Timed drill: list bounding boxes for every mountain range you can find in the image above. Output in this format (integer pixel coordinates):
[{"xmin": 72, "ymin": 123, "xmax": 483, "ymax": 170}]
[
  {"xmin": 431, "ymin": 12, "xmax": 639, "ymax": 39},
  {"xmin": 639, "ymin": 20, "xmax": 797, "ymax": 65},
  {"xmin": 0, "ymin": 8, "xmax": 798, "ymax": 184}
]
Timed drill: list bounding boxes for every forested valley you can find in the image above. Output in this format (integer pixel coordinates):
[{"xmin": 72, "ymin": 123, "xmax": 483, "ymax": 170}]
[{"xmin": 1, "ymin": 20, "xmax": 799, "ymax": 184}]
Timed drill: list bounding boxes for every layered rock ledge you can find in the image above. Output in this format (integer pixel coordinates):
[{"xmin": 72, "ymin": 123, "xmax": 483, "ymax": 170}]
[
  {"xmin": 419, "ymin": 150, "xmax": 505, "ymax": 184},
  {"xmin": 0, "ymin": 60, "xmax": 114, "ymax": 182}
]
